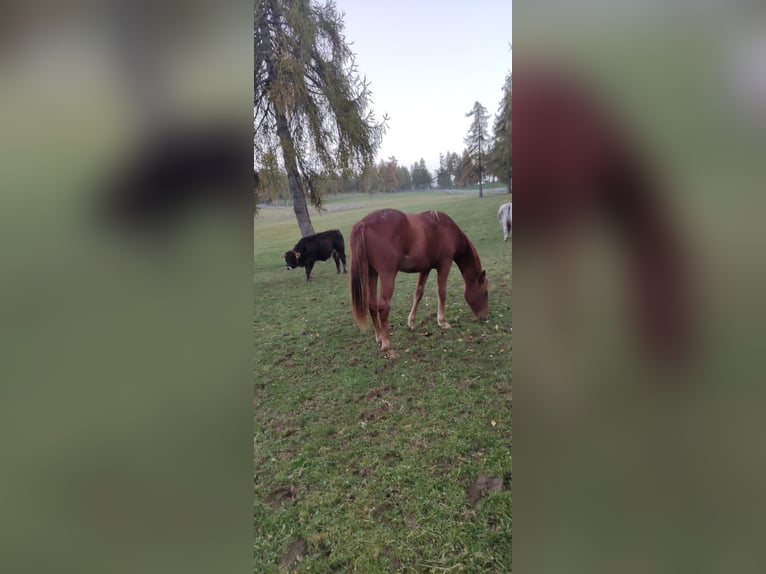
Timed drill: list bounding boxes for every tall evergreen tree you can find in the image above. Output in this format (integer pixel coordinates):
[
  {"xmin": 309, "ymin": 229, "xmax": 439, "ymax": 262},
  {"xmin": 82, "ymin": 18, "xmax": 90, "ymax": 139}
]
[
  {"xmin": 254, "ymin": 0, "xmax": 386, "ymax": 236},
  {"xmin": 396, "ymin": 165, "xmax": 412, "ymax": 190},
  {"xmin": 489, "ymin": 72, "xmax": 512, "ymax": 193},
  {"xmin": 447, "ymin": 151, "xmax": 461, "ymax": 186},
  {"xmin": 464, "ymin": 101, "xmax": 490, "ymax": 197},
  {"xmin": 436, "ymin": 153, "xmax": 452, "ymax": 189},
  {"xmin": 411, "ymin": 159, "xmax": 433, "ymax": 190}
]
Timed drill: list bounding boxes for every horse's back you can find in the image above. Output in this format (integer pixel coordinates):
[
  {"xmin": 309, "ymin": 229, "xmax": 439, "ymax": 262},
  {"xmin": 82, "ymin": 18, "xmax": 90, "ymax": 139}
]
[{"xmin": 354, "ymin": 209, "xmax": 462, "ymax": 273}]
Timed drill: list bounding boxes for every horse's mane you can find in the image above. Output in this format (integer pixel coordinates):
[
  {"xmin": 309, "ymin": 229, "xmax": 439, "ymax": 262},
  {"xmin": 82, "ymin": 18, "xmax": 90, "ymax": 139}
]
[{"xmin": 453, "ymin": 226, "xmax": 482, "ymax": 278}]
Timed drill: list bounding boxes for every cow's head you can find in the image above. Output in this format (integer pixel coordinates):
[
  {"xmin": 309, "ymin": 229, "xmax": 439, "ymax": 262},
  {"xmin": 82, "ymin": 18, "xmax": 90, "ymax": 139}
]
[{"xmin": 283, "ymin": 250, "xmax": 301, "ymax": 270}]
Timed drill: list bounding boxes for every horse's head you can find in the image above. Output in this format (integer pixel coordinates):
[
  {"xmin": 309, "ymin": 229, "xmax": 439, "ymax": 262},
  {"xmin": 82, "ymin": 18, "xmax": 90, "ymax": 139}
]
[
  {"xmin": 283, "ymin": 250, "xmax": 300, "ymax": 270},
  {"xmin": 465, "ymin": 269, "xmax": 489, "ymax": 321}
]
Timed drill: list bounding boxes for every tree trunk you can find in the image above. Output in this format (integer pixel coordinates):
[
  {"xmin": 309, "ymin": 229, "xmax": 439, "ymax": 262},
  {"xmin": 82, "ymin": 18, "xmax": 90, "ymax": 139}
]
[{"xmin": 275, "ymin": 108, "xmax": 315, "ymax": 237}]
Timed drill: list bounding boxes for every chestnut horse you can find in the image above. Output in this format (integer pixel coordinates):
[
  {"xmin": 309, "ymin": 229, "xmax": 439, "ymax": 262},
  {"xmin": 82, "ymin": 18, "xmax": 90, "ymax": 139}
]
[
  {"xmin": 514, "ymin": 62, "xmax": 692, "ymax": 365},
  {"xmin": 350, "ymin": 209, "xmax": 489, "ymax": 357}
]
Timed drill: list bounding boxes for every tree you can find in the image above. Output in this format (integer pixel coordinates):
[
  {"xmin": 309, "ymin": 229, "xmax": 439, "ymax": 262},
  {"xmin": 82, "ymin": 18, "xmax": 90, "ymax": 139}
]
[
  {"xmin": 435, "ymin": 151, "xmax": 460, "ymax": 189},
  {"xmin": 396, "ymin": 165, "xmax": 412, "ymax": 191},
  {"xmin": 436, "ymin": 153, "xmax": 452, "ymax": 189},
  {"xmin": 254, "ymin": 0, "xmax": 386, "ymax": 236},
  {"xmin": 447, "ymin": 151, "xmax": 461, "ymax": 186},
  {"xmin": 489, "ymin": 72, "xmax": 512, "ymax": 193},
  {"xmin": 257, "ymin": 147, "xmax": 290, "ymax": 204},
  {"xmin": 464, "ymin": 101, "xmax": 490, "ymax": 197},
  {"xmin": 411, "ymin": 159, "xmax": 433, "ymax": 190},
  {"xmin": 457, "ymin": 149, "xmax": 479, "ymax": 187},
  {"xmin": 382, "ymin": 156, "xmax": 400, "ymax": 192},
  {"xmin": 361, "ymin": 162, "xmax": 383, "ymax": 194}
]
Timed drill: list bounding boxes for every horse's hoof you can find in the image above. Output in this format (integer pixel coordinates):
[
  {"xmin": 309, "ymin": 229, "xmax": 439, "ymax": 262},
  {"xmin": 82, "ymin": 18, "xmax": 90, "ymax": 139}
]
[
  {"xmin": 439, "ymin": 322, "xmax": 451, "ymax": 330},
  {"xmin": 385, "ymin": 350, "xmax": 399, "ymax": 359}
]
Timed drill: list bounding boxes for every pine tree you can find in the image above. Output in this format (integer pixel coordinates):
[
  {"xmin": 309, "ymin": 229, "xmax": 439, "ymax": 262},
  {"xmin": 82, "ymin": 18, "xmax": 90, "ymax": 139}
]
[
  {"xmin": 489, "ymin": 72, "xmax": 512, "ymax": 193},
  {"xmin": 411, "ymin": 159, "xmax": 433, "ymax": 190},
  {"xmin": 464, "ymin": 101, "xmax": 490, "ymax": 197}
]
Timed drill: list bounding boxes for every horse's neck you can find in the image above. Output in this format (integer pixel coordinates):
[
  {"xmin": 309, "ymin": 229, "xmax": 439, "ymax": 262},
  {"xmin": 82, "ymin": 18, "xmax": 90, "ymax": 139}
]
[{"xmin": 454, "ymin": 234, "xmax": 481, "ymax": 281}]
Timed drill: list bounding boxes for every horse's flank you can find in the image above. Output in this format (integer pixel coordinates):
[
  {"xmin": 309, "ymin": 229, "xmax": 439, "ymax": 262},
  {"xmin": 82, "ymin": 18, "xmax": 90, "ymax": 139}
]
[{"xmin": 498, "ymin": 203, "xmax": 512, "ymax": 241}]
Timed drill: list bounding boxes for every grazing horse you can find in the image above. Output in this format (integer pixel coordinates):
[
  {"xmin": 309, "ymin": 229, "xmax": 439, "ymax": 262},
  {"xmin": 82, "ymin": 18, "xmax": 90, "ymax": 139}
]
[
  {"xmin": 350, "ymin": 209, "xmax": 489, "ymax": 357},
  {"xmin": 514, "ymin": 61, "xmax": 693, "ymax": 365},
  {"xmin": 498, "ymin": 202, "xmax": 512, "ymax": 241}
]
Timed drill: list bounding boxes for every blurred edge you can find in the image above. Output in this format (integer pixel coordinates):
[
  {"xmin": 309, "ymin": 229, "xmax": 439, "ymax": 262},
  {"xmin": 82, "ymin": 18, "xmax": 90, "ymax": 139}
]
[
  {"xmin": 0, "ymin": 2, "xmax": 254, "ymax": 574},
  {"xmin": 515, "ymin": 2, "xmax": 766, "ymax": 573}
]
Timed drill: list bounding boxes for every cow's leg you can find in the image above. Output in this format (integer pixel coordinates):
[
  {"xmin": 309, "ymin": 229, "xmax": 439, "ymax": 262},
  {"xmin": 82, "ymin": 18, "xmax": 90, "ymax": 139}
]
[
  {"xmin": 436, "ymin": 262, "xmax": 453, "ymax": 329},
  {"xmin": 377, "ymin": 272, "xmax": 397, "ymax": 356},
  {"xmin": 305, "ymin": 260, "xmax": 315, "ymax": 283},
  {"xmin": 339, "ymin": 249, "xmax": 348, "ymax": 273},
  {"xmin": 368, "ymin": 270, "xmax": 382, "ymax": 344},
  {"xmin": 407, "ymin": 270, "xmax": 430, "ymax": 329}
]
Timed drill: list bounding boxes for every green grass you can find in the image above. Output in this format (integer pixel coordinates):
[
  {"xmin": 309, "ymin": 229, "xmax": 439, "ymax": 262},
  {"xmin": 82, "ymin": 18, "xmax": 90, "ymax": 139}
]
[{"xmin": 254, "ymin": 192, "xmax": 512, "ymax": 572}]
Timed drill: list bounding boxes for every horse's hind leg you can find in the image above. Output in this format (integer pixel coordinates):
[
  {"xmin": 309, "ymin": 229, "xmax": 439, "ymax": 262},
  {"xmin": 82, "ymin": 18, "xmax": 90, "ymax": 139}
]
[
  {"xmin": 408, "ymin": 270, "xmax": 430, "ymax": 329},
  {"xmin": 368, "ymin": 270, "xmax": 382, "ymax": 344},
  {"xmin": 377, "ymin": 272, "xmax": 397, "ymax": 356}
]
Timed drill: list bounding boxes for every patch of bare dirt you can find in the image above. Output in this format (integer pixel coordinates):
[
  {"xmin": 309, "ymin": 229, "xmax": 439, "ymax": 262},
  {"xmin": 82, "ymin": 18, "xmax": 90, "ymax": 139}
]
[
  {"xmin": 265, "ymin": 484, "xmax": 300, "ymax": 509},
  {"xmin": 364, "ymin": 384, "xmax": 394, "ymax": 400},
  {"xmin": 467, "ymin": 475, "xmax": 504, "ymax": 507},
  {"xmin": 404, "ymin": 512, "xmax": 419, "ymax": 529},
  {"xmin": 279, "ymin": 538, "xmax": 307, "ymax": 571}
]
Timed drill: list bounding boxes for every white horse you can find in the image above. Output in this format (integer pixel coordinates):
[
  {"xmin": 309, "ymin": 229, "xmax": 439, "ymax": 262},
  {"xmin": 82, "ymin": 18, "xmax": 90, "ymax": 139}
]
[{"xmin": 498, "ymin": 202, "xmax": 512, "ymax": 241}]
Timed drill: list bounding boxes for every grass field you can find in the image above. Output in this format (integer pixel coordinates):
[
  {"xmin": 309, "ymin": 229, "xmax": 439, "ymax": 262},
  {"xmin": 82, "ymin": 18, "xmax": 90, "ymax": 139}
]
[{"xmin": 253, "ymin": 191, "xmax": 512, "ymax": 572}]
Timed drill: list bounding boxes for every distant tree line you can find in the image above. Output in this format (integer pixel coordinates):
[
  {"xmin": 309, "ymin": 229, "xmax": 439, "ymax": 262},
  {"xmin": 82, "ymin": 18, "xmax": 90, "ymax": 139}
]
[{"xmin": 256, "ymin": 69, "xmax": 512, "ymax": 206}]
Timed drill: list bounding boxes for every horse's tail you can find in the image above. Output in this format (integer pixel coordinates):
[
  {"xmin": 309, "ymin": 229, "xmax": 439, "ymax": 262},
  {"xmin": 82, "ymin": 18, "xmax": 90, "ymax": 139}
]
[{"xmin": 350, "ymin": 221, "xmax": 370, "ymax": 331}]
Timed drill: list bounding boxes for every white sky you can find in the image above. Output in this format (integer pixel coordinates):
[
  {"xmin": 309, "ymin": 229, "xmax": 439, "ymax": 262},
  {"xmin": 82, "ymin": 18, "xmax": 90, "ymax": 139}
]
[{"xmin": 337, "ymin": 0, "xmax": 512, "ymax": 175}]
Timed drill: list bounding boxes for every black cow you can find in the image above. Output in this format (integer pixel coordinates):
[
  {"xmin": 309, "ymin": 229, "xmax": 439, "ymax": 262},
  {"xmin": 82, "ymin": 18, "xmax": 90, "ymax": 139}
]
[{"xmin": 283, "ymin": 229, "xmax": 347, "ymax": 283}]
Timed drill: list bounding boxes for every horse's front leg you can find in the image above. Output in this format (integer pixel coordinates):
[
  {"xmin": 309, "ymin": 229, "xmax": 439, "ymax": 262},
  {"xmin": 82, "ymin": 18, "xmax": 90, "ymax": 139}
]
[
  {"xmin": 436, "ymin": 262, "xmax": 453, "ymax": 329},
  {"xmin": 407, "ymin": 270, "xmax": 430, "ymax": 329}
]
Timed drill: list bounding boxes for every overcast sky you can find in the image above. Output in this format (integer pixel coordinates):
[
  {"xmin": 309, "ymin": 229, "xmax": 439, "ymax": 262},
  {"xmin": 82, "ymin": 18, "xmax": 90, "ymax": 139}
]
[{"xmin": 337, "ymin": 0, "xmax": 513, "ymax": 175}]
